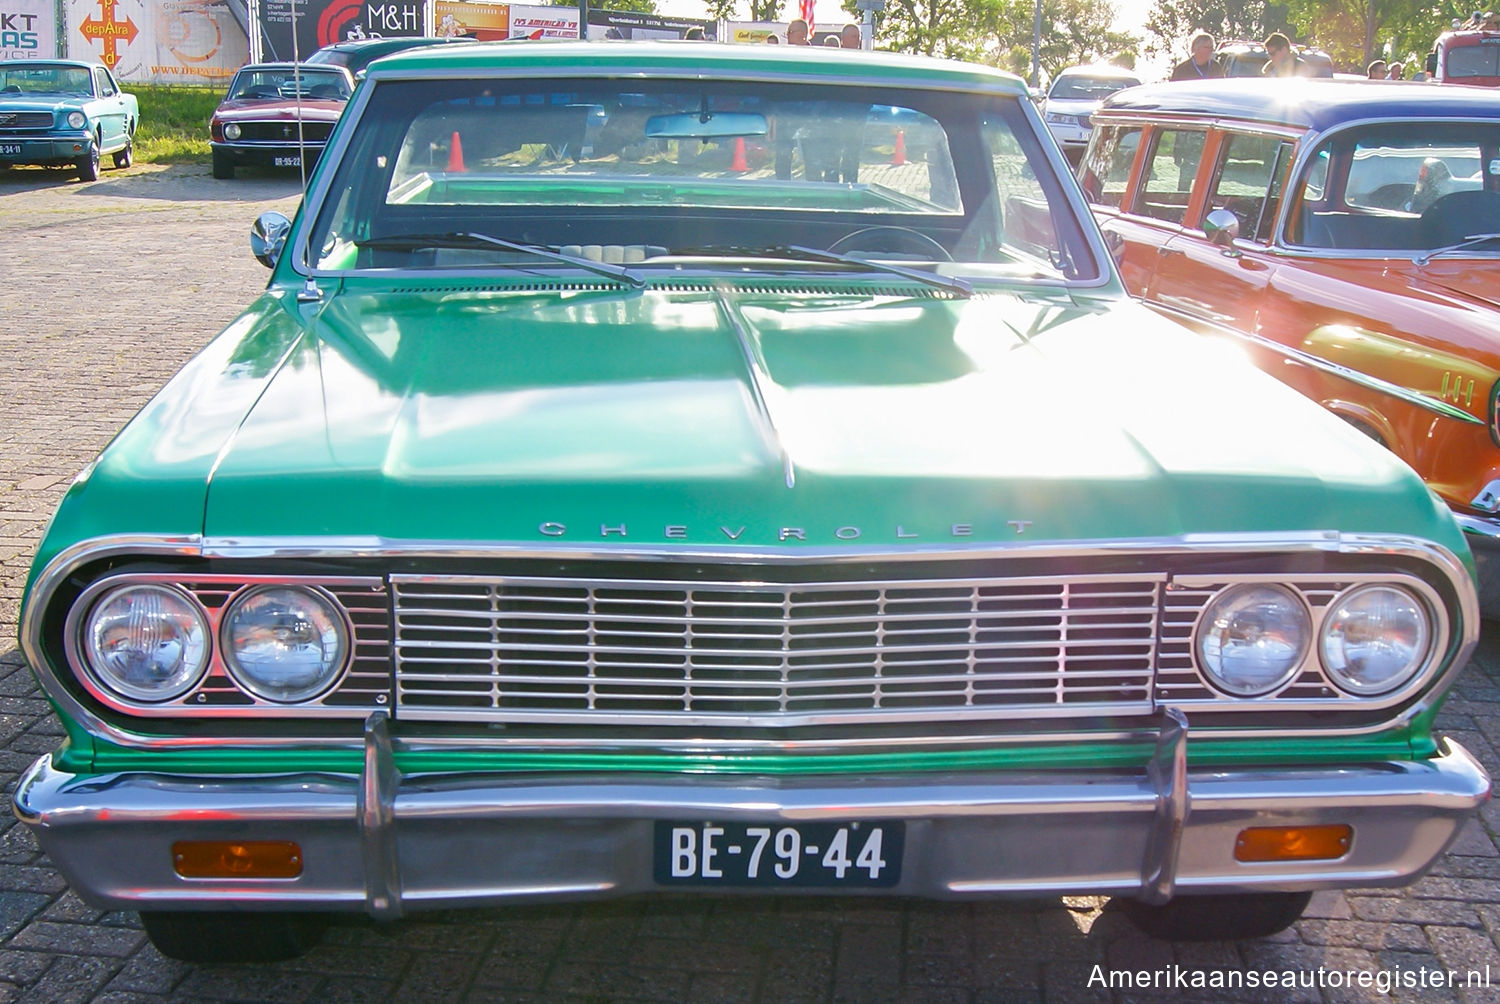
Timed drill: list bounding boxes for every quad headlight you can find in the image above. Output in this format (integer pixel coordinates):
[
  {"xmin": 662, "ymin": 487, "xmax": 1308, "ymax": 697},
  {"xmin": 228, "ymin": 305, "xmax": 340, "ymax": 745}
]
[
  {"xmin": 1196, "ymin": 584, "xmax": 1311, "ymax": 697},
  {"xmin": 66, "ymin": 111, "xmax": 86, "ymax": 129},
  {"xmin": 82, "ymin": 584, "xmax": 210, "ymax": 702},
  {"xmin": 223, "ymin": 122, "xmax": 241, "ymax": 141},
  {"xmin": 1319, "ymin": 585, "xmax": 1431, "ymax": 695},
  {"xmin": 221, "ymin": 586, "xmax": 348, "ymax": 703}
]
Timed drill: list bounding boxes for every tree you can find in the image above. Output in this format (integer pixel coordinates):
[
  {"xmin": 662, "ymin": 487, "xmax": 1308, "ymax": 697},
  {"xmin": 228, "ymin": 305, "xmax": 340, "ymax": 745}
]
[
  {"xmin": 700, "ymin": 0, "xmax": 784, "ymax": 19},
  {"xmin": 857, "ymin": 0, "xmax": 1133, "ymax": 69},
  {"xmin": 1141, "ymin": 0, "xmax": 1289, "ymax": 60},
  {"xmin": 552, "ymin": 0, "xmax": 659, "ymax": 15},
  {"xmin": 1285, "ymin": 0, "xmax": 1460, "ymax": 69}
]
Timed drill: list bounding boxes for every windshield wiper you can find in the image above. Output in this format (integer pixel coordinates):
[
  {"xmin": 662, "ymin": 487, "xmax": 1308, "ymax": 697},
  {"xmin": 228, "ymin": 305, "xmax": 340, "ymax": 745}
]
[
  {"xmin": 774, "ymin": 245, "xmax": 972, "ymax": 298},
  {"xmin": 1414, "ymin": 232, "xmax": 1500, "ymax": 266},
  {"xmin": 355, "ymin": 231, "xmax": 646, "ymax": 288},
  {"xmin": 674, "ymin": 244, "xmax": 972, "ymax": 298}
]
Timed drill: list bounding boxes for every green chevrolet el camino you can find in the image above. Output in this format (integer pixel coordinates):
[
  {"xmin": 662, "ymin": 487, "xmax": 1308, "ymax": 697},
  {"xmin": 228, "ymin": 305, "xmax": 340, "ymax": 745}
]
[{"xmin": 12, "ymin": 42, "xmax": 1491, "ymax": 962}]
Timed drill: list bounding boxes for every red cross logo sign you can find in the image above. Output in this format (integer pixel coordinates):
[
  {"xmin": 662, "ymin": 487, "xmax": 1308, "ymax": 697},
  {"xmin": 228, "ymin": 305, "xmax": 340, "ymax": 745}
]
[{"xmin": 79, "ymin": 0, "xmax": 140, "ymax": 68}]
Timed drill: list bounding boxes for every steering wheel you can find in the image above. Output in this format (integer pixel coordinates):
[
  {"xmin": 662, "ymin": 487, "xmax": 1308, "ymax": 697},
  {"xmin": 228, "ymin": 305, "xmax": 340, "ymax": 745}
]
[{"xmin": 827, "ymin": 226, "xmax": 953, "ymax": 261}]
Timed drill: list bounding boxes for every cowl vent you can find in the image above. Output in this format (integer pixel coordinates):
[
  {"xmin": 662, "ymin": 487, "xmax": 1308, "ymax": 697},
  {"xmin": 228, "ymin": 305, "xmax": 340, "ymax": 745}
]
[{"xmin": 388, "ymin": 279, "xmax": 966, "ymax": 299}]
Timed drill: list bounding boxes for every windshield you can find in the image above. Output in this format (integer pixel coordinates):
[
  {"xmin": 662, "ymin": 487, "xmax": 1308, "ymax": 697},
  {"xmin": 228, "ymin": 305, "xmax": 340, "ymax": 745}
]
[
  {"xmin": 308, "ymin": 77, "xmax": 1099, "ymax": 281},
  {"xmin": 0, "ymin": 64, "xmax": 91, "ymax": 95},
  {"xmin": 1447, "ymin": 42, "xmax": 1500, "ymax": 78},
  {"xmin": 1290, "ymin": 122, "xmax": 1500, "ymax": 253},
  {"xmin": 227, "ymin": 68, "xmax": 351, "ymax": 102},
  {"xmin": 1048, "ymin": 75, "xmax": 1137, "ymax": 101}
]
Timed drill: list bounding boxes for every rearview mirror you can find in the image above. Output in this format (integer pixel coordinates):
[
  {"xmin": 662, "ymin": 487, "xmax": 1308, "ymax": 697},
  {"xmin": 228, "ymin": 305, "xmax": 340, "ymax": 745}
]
[{"xmin": 645, "ymin": 111, "xmax": 768, "ymax": 140}]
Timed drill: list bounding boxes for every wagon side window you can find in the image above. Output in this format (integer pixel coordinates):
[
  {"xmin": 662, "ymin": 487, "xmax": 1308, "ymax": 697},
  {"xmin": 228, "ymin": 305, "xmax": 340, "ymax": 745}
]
[
  {"xmin": 1206, "ymin": 132, "xmax": 1293, "ymax": 244},
  {"xmin": 1134, "ymin": 127, "xmax": 1206, "ymax": 224},
  {"xmin": 1078, "ymin": 125, "xmax": 1139, "ymax": 208}
]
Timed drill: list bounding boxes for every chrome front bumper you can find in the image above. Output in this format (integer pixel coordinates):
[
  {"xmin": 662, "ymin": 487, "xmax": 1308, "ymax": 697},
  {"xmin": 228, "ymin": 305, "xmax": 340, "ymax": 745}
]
[{"xmin": 13, "ymin": 715, "xmax": 1488, "ymax": 916}]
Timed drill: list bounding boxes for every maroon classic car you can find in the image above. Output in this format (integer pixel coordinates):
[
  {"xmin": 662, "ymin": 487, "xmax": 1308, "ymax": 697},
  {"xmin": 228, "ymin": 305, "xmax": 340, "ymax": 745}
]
[{"xmin": 209, "ymin": 63, "xmax": 353, "ymax": 180}]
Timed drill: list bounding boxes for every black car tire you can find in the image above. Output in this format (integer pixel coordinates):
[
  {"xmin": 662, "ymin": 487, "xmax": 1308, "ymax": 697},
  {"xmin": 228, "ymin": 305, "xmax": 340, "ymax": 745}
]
[
  {"xmin": 113, "ymin": 137, "xmax": 133, "ymax": 170},
  {"xmin": 76, "ymin": 143, "xmax": 100, "ymax": 182},
  {"xmin": 212, "ymin": 148, "xmax": 234, "ymax": 180},
  {"xmin": 1116, "ymin": 891, "xmax": 1312, "ymax": 942},
  {"xmin": 140, "ymin": 910, "xmax": 327, "ymax": 962}
]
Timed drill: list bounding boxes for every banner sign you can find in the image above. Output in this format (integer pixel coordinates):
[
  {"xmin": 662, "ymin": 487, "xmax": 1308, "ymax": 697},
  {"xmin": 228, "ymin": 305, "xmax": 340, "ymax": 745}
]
[
  {"xmin": 726, "ymin": 20, "xmax": 780, "ymax": 43},
  {"xmin": 67, "ymin": 0, "xmax": 249, "ymax": 82},
  {"xmin": 506, "ymin": 3, "xmax": 574, "ymax": 39},
  {"xmin": 1, "ymin": 0, "xmax": 54, "ymax": 58},
  {"xmin": 255, "ymin": 0, "xmax": 422, "ymax": 62},
  {"xmin": 585, "ymin": 10, "xmax": 715, "ymax": 41},
  {"xmin": 434, "ymin": 0, "xmax": 506, "ymax": 40}
]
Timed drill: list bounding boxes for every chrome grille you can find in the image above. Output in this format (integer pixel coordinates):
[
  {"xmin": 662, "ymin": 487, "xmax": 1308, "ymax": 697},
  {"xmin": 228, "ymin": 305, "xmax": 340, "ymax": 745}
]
[
  {"xmin": 392, "ymin": 573, "xmax": 1164, "ymax": 725},
  {"xmin": 0, "ymin": 112, "xmax": 52, "ymax": 130},
  {"xmin": 233, "ymin": 121, "xmax": 332, "ymax": 143}
]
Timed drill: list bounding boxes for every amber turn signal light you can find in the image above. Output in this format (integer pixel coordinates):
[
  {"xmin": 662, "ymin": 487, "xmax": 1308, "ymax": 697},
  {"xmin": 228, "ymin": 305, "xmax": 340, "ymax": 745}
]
[
  {"xmin": 173, "ymin": 841, "xmax": 303, "ymax": 879},
  {"xmin": 1234, "ymin": 824, "xmax": 1352, "ymax": 862}
]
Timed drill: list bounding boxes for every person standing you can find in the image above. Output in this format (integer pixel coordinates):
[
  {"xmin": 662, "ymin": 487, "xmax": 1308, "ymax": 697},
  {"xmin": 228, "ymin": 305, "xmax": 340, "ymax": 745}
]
[
  {"xmin": 1262, "ymin": 33, "xmax": 1312, "ymax": 77},
  {"xmin": 787, "ymin": 19, "xmax": 810, "ymax": 45},
  {"xmin": 1170, "ymin": 32, "xmax": 1224, "ymax": 80},
  {"xmin": 1366, "ymin": 59, "xmax": 1388, "ymax": 78},
  {"xmin": 840, "ymin": 23, "xmax": 862, "ymax": 48},
  {"xmin": 1388, "ymin": 61, "xmax": 1405, "ymax": 79}
]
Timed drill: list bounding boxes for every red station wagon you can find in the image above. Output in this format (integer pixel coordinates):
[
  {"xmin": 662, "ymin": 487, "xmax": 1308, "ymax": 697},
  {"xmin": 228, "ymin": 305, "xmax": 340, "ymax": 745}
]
[{"xmin": 1079, "ymin": 80, "xmax": 1500, "ymax": 606}]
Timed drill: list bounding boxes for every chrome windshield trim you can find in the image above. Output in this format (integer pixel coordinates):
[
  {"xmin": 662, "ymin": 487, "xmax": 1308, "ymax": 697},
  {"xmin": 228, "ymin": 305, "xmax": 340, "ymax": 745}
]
[
  {"xmin": 1142, "ymin": 301, "xmax": 1487, "ymax": 426},
  {"xmin": 17, "ymin": 531, "xmax": 1478, "ymax": 752},
  {"xmin": 287, "ymin": 65, "xmax": 1112, "ymax": 293}
]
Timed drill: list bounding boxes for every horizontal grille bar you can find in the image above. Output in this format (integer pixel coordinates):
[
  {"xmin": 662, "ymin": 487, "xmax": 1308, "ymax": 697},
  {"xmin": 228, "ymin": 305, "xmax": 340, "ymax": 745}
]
[
  {"xmin": 393, "ymin": 573, "xmax": 1163, "ymax": 726},
  {"xmin": 0, "ymin": 112, "xmax": 53, "ymax": 129}
]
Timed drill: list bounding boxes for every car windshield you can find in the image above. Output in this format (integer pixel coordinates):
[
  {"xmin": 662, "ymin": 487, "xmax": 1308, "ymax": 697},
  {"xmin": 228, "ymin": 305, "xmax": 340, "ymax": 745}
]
[
  {"xmin": 1447, "ymin": 42, "xmax": 1500, "ymax": 78},
  {"xmin": 307, "ymin": 76, "xmax": 1098, "ymax": 281},
  {"xmin": 1291, "ymin": 122, "xmax": 1500, "ymax": 253},
  {"xmin": 304, "ymin": 50, "xmax": 353, "ymax": 68},
  {"xmin": 0, "ymin": 64, "xmax": 91, "ymax": 95},
  {"xmin": 227, "ymin": 69, "xmax": 351, "ymax": 102},
  {"xmin": 1048, "ymin": 75, "xmax": 1137, "ymax": 101}
]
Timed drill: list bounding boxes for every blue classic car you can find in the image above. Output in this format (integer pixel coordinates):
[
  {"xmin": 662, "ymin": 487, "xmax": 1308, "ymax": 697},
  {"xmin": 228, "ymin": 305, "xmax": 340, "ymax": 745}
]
[{"xmin": 0, "ymin": 59, "xmax": 137, "ymax": 180}]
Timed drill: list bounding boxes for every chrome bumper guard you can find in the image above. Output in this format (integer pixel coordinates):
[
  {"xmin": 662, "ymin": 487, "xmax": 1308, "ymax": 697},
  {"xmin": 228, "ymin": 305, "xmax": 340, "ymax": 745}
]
[{"xmin": 13, "ymin": 711, "xmax": 1489, "ymax": 915}]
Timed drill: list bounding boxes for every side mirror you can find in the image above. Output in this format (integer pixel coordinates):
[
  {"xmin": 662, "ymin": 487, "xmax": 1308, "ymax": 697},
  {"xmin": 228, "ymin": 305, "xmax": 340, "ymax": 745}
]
[
  {"xmin": 251, "ymin": 212, "xmax": 292, "ymax": 269},
  {"xmin": 1203, "ymin": 208, "xmax": 1240, "ymax": 249}
]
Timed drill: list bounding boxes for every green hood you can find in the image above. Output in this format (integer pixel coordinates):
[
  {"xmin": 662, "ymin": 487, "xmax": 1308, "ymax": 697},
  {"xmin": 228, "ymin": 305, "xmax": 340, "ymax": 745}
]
[
  {"xmin": 37, "ymin": 280, "xmax": 1465, "ymax": 562},
  {"xmin": 188, "ymin": 282, "xmax": 1453, "ymax": 549}
]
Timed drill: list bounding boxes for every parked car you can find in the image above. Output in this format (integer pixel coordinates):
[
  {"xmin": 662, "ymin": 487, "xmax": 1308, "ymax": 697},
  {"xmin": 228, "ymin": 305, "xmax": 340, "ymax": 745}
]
[
  {"xmin": 1080, "ymin": 78, "xmax": 1500, "ymax": 607},
  {"xmin": 0, "ymin": 59, "xmax": 136, "ymax": 180},
  {"xmin": 208, "ymin": 63, "xmax": 354, "ymax": 179},
  {"xmin": 1216, "ymin": 40, "xmax": 1335, "ymax": 77},
  {"xmin": 304, "ymin": 35, "xmax": 478, "ymax": 76},
  {"xmin": 14, "ymin": 44, "xmax": 1488, "ymax": 964},
  {"xmin": 1041, "ymin": 64, "xmax": 1140, "ymax": 163}
]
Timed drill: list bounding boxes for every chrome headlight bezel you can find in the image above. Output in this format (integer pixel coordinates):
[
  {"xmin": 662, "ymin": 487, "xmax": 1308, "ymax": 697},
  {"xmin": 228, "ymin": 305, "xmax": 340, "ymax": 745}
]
[
  {"xmin": 1194, "ymin": 583, "xmax": 1313, "ymax": 698},
  {"xmin": 79, "ymin": 583, "xmax": 212, "ymax": 703},
  {"xmin": 222, "ymin": 122, "xmax": 241, "ymax": 141},
  {"xmin": 66, "ymin": 111, "xmax": 86, "ymax": 130},
  {"xmin": 1318, "ymin": 583, "xmax": 1434, "ymax": 696},
  {"xmin": 220, "ymin": 584, "xmax": 351, "ymax": 704}
]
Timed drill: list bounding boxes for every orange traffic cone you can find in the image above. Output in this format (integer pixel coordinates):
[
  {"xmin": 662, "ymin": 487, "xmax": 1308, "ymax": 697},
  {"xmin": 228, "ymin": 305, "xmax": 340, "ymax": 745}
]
[
  {"xmin": 730, "ymin": 136, "xmax": 748, "ymax": 172},
  {"xmin": 891, "ymin": 128, "xmax": 906, "ymax": 166},
  {"xmin": 447, "ymin": 131, "xmax": 466, "ymax": 172}
]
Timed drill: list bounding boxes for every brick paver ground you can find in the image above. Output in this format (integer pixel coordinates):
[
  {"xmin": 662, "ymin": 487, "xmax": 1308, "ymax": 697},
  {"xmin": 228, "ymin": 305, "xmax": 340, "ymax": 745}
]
[{"xmin": 3, "ymin": 162, "xmax": 1500, "ymax": 1003}]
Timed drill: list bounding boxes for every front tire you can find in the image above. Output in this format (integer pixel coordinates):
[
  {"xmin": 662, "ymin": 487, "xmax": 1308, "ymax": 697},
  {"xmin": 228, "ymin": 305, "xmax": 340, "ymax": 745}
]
[
  {"xmin": 211, "ymin": 148, "xmax": 234, "ymax": 180},
  {"xmin": 1116, "ymin": 891, "xmax": 1312, "ymax": 942},
  {"xmin": 76, "ymin": 143, "xmax": 100, "ymax": 182},
  {"xmin": 140, "ymin": 910, "xmax": 327, "ymax": 962}
]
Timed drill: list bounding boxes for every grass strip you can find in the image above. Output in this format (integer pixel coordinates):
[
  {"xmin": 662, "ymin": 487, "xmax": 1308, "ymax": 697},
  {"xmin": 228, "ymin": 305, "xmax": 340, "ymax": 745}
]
[{"xmin": 133, "ymin": 84, "xmax": 222, "ymax": 164}]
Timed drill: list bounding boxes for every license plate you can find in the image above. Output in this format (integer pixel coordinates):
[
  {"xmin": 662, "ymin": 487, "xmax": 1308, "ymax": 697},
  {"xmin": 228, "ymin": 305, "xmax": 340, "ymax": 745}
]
[
  {"xmin": 273, "ymin": 155, "xmax": 301, "ymax": 167},
  {"xmin": 0, "ymin": 144, "xmax": 20, "ymax": 155},
  {"xmin": 654, "ymin": 820, "xmax": 903, "ymax": 887}
]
